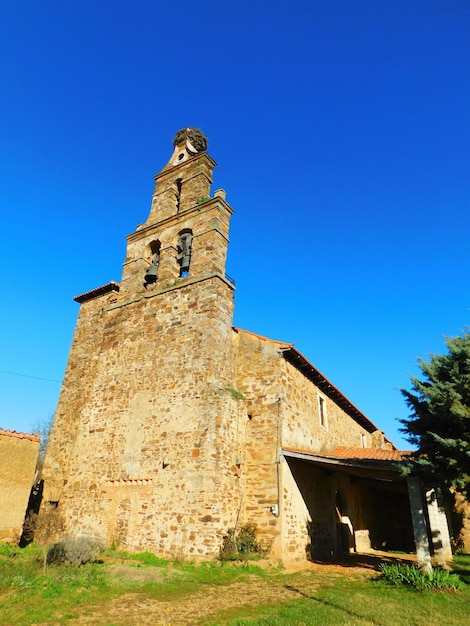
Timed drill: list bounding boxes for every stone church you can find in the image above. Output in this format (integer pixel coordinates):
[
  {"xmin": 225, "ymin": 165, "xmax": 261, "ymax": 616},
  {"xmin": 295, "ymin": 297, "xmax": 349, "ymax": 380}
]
[{"xmin": 41, "ymin": 129, "xmax": 451, "ymax": 565}]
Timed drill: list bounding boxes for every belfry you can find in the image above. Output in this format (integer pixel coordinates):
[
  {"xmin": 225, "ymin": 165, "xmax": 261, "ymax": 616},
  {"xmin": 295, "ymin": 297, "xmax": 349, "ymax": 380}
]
[{"xmin": 43, "ymin": 129, "xmax": 239, "ymax": 557}]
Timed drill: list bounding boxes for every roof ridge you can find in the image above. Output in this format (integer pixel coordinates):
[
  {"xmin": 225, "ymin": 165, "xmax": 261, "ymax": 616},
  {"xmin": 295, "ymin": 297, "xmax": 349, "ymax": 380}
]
[
  {"xmin": 283, "ymin": 445, "xmax": 412, "ymax": 461},
  {"xmin": 232, "ymin": 326, "xmax": 293, "ymax": 348},
  {"xmin": 0, "ymin": 428, "xmax": 40, "ymax": 443}
]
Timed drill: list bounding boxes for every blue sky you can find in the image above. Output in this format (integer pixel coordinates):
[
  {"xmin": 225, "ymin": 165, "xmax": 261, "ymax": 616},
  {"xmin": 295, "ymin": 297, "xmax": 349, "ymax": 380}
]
[{"xmin": 1, "ymin": 1, "xmax": 469, "ymax": 449}]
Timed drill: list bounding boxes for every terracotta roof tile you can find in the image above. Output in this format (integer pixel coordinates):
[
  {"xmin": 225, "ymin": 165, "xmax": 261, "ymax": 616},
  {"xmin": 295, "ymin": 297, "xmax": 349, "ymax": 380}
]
[
  {"xmin": 328, "ymin": 446, "xmax": 411, "ymax": 461},
  {"xmin": 0, "ymin": 428, "xmax": 40, "ymax": 443},
  {"xmin": 74, "ymin": 281, "xmax": 120, "ymax": 303}
]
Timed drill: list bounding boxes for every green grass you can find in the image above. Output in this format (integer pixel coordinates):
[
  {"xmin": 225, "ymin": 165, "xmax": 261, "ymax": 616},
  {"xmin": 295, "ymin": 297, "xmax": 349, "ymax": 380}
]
[
  {"xmin": 0, "ymin": 543, "xmax": 110, "ymax": 623},
  {"xmin": 0, "ymin": 545, "xmax": 469, "ymax": 625},
  {"xmin": 216, "ymin": 556, "xmax": 470, "ymax": 626},
  {"xmin": 217, "ymin": 572, "xmax": 470, "ymax": 625},
  {"xmin": 450, "ymin": 553, "xmax": 470, "ymax": 584}
]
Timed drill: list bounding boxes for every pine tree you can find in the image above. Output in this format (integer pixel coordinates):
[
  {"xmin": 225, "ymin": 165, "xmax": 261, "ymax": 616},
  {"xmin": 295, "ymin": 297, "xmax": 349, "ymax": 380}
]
[{"xmin": 400, "ymin": 330, "xmax": 470, "ymax": 496}]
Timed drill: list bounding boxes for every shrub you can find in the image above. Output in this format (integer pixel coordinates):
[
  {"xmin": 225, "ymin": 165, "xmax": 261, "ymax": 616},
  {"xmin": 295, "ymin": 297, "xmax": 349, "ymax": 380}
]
[
  {"xmin": 23, "ymin": 507, "xmax": 65, "ymax": 547},
  {"xmin": 47, "ymin": 536, "xmax": 104, "ymax": 567},
  {"xmin": 220, "ymin": 523, "xmax": 266, "ymax": 561},
  {"xmin": 379, "ymin": 562, "xmax": 464, "ymax": 592},
  {"xmin": 23, "ymin": 506, "xmax": 66, "ymax": 573}
]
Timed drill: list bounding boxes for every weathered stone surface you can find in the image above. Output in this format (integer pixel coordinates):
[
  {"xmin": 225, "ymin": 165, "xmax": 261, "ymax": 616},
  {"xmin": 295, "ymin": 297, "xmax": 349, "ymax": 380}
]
[
  {"xmin": 0, "ymin": 429, "xmax": 39, "ymax": 542},
  {"xmin": 41, "ymin": 132, "xmax": 405, "ymax": 564}
]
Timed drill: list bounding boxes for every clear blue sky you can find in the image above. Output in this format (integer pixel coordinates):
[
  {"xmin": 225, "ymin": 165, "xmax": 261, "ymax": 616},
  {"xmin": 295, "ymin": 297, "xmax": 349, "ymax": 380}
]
[{"xmin": 1, "ymin": 1, "xmax": 469, "ymax": 449}]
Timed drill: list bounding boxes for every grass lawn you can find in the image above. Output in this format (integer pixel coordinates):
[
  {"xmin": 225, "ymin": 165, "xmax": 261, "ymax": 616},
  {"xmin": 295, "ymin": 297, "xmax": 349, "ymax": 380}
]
[{"xmin": 0, "ymin": 544, "xmax": 469, "ymax": 625}]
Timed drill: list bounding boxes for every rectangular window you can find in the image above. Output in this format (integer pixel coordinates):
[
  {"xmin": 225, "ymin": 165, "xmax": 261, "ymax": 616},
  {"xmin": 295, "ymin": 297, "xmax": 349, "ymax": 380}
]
[
  {"xmin": 361, "ymin": 433, "xmax": 366, "ymax": 448},
  {"xmin": 318, "ymin": 395, "xmax": 327, "ymax": 429}
]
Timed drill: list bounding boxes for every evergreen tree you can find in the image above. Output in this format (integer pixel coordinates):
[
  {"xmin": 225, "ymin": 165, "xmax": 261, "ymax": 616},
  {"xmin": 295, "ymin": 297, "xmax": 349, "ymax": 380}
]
[{"xmin": 400, "ymin": 330, "xmax": 470, "ymax": 496}]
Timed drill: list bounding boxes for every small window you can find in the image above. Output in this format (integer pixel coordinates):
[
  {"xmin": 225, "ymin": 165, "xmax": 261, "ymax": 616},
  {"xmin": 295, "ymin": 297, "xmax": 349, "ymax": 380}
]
[
  {"xmin": 361, "ymin": 433, "xmax": 366, "ymax": 448},
  {"xmin": 318, "ymin": 395, "xmax": 327, "ymax": 429},
  {"xmin": 175, "ymin": 178, "xmax": 183, "ymax": 212}
]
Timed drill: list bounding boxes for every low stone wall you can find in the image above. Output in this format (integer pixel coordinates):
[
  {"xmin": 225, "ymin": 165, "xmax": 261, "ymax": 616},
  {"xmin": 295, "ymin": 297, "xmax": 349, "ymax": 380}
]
[{"xmin": 0, "ymin": 429, "xmax": 40, "ymax": 543}]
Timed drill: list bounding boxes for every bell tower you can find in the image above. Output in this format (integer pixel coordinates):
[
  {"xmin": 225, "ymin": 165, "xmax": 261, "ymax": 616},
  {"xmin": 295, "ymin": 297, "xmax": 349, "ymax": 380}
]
[
  {"xmin": 120, "ymin": 128, "xmax": 233, "ymax": 296},
  {"xmin": 42, "ymin": 129, "xmax": 242, "ymax": 559}
]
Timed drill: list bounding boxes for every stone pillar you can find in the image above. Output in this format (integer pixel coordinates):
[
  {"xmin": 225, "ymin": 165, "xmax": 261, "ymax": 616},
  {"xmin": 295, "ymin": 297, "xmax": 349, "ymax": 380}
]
[
  {"xmin": 426, "ymin": 489, "xmax": 452, "ymax": 566},
  {"xmin": 148, "ymin": 184, "xmax": 178, "ymax": 224},
  {"xmin": 156, "ymin": 245, "xmax": 179, "ymax": 284},
  {"xmin": 407, "ymin": 476, "xmax": 432, "ymax": 573}
]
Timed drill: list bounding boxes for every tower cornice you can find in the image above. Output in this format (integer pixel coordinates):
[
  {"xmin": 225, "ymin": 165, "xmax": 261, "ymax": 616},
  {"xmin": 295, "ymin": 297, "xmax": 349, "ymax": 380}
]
[
  {"xmin": 156, "ymin": 150, "xmax": 217, "ymax": 180},
  {"xmin": 128, "ymin": 195, "xmax": 233, "ymax": 243}
]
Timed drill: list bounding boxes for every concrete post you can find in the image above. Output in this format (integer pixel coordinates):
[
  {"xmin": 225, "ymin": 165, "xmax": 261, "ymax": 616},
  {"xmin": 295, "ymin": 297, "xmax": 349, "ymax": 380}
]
[
  {"xmin": 407, "ymin": 476, "xmax": 432, "ymax": 573},
  {"xmin": 426, "ymin": 489, "xmax": 453, "ymax": 566}
]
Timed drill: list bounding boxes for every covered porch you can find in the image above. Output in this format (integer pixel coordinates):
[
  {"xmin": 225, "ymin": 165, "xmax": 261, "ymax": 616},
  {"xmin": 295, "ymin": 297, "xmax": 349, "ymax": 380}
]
[{"xmin": 282, "ymin": 446, "xmax": 452, "ymax": 570}]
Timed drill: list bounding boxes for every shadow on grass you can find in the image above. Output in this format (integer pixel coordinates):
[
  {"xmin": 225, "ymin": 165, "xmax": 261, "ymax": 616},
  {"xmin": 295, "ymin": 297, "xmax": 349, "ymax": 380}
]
[
  {"xmin": 308, "ymin": 552, "xmax": 470, "ymax": 588},
  {"xmin": 308, "ymin": 551, "xmax": 417, "ymax": 571},
  {"xmin": 450, "ymin": 560, "xmax": 470, "ymax": 585},
  {"xmin": 284, "ymin": 584, "xmax": 382, "ymax": 625}
]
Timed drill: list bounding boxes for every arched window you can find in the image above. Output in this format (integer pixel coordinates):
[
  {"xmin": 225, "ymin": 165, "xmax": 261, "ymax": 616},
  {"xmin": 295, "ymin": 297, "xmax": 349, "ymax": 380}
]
[
  {"xmin": 144, "ymin": 240, "xmax": 161, "ymax": 285},
  {"xmin": 177, "ymin": 230, "xmax": 192, "ymax": 277},
  {"xmin": 150, "ymin": 240, "xmax": 161, "ymax": 267}
]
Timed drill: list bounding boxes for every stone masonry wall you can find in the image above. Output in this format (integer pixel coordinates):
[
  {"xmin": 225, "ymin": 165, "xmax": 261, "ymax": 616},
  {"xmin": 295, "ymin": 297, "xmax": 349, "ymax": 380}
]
[
  {"xmin": 282, "ymin": 361, "xmax": 373, "ymax": 452},
  {"xmin": 43, "ymin": 291, "xmax": 113, "ymax": 501},
  {"xmin": 146, "ymin": 152, "xmax": 216, "ymax": 225},
  {"xmin": 42, "ymin": 140, "xmax": 244, "ymax": 560},
  {"xmin": 232, "ymin": 330, "xmax": 285, "ymax": 559},
  {"xmin": 45, "ymin": 279, "xmax": 239, "ymax": 558},
  {"xmin": 281, "ymin": 458, "xmax": 335, "ymax": 562},
  {"xmin": 232, "ymin": 329, "xmax": 384, "ymax": 563},
  {"xmin": 43, "ymin": 275, "xmax": 241, "ymax": 559},
  {"xmin": 0, "ymin": 430, "xmax": 40, "ymax": 542},
  {"xmin": 122, "ymin": 197, "xmax": 232, "ymax": 299},
  {"xmin": 280, "ymin": 356, "xmax": 387, "ymax": 562}
]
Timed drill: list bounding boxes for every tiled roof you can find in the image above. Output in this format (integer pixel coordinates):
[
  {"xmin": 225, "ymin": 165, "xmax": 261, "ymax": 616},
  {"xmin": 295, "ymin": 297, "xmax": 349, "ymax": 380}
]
[
  {"xmin": 0, "ymin": 428, "xmax": 40, "ymax": 443},
  {"xmin": 74, "ymin": 281, "xmax": 120, "ymax": 303},
  {"xmin": 328, "ymin": 446, "xmax": 412, "ymax": 461},
  {"xmin": 283, "ymin": 445, "xmax": 411, "ymax": 482}
]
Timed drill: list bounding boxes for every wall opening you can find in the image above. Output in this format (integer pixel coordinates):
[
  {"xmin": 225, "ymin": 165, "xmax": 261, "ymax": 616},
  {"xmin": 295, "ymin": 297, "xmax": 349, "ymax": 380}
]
[
  {"xmin": 144, "ymin": 240, "xmax": 161, "ymax": 285},
  {"xmin": 176, "ymin": 178, "xmax": 183, "ymax": 213},
  {"xmin": 177, "ymin": 230, "xmax": 193, "ymax": 277},
  {"xmin": 318, "ymin": 395, "xmax": 327, "ymax": 429}
]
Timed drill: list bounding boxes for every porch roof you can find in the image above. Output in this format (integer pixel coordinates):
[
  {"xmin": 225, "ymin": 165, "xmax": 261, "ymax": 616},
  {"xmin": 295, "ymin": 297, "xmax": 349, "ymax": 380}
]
[{"xmin": 282, "ymin": 445, "xmax": 411, "ymax": 484}]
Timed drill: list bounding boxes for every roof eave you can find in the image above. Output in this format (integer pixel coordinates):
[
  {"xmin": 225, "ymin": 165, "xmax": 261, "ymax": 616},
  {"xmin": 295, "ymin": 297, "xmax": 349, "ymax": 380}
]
[{"xmin": 280, "ymin": 345, "xmax": 383, "ymax": 436}]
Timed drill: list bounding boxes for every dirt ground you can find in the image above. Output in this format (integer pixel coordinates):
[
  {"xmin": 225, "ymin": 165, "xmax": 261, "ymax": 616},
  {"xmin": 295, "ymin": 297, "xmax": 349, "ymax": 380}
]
[
  {"xmin": 61, "ymin": 555, "xmax": 403, "ymax": 626},
  {"xmin": 69, "ymin": 577, "xmax": 312, "ymax": 626}
]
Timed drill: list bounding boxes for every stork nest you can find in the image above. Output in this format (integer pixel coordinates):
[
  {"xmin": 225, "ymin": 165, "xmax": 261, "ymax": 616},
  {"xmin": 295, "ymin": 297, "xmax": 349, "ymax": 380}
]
[{"xmin": 173, "ymin": 128, "xmax": 208, "ymax": 152}]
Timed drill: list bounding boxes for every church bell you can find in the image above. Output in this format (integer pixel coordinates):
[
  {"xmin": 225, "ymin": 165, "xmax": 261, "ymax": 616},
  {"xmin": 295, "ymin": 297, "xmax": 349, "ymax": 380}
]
[
  {"xmin": 144, "ymin": 265, "xmax": 158, "ymax": 284},
  {"xmin": 179, "ymin": 255, "xmax": 191, "ymax": 273}
]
